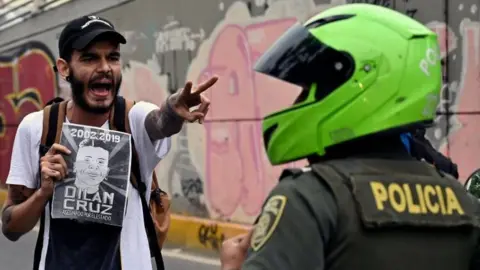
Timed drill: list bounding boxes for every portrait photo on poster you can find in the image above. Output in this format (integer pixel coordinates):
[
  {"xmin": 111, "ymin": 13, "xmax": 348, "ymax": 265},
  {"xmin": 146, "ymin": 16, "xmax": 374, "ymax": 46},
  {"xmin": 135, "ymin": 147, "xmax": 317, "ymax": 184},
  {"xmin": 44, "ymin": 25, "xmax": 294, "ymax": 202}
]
[{"xmin": 51, "ymin": 123, "xmax": 132, "ymax": 227}]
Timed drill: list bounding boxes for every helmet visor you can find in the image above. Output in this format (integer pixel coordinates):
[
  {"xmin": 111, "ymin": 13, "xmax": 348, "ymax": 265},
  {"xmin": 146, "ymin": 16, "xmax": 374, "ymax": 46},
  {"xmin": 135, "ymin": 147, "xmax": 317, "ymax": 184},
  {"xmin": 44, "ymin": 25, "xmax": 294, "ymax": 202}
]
[{"xmin": 254, "ymin": 22, "xmax": 354, "ymax": 102}]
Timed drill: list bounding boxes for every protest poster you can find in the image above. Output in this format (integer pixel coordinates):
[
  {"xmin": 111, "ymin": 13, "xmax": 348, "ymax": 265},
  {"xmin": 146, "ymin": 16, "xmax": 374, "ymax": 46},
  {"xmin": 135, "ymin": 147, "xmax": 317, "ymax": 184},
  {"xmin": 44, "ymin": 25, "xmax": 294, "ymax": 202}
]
[{"xmin": 51, "ymin": 123, "xmax": 132, "ymax": 227}]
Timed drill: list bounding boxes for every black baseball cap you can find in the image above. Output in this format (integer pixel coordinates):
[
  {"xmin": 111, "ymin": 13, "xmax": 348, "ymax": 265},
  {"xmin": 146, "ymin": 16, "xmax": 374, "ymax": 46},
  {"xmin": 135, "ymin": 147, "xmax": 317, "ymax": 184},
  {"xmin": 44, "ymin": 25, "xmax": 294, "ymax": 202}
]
[{"xmin": 53, "ymin": 15, "xmax": 126, "ymax": 71}]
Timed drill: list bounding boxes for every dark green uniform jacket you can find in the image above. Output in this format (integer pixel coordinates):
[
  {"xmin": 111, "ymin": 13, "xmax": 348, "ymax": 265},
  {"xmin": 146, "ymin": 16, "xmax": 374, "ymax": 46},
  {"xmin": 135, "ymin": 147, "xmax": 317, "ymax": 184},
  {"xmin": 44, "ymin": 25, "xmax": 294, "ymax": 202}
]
[{"xmin": 242, "ymin": 136, "xmax": 480, "ymax": 270}]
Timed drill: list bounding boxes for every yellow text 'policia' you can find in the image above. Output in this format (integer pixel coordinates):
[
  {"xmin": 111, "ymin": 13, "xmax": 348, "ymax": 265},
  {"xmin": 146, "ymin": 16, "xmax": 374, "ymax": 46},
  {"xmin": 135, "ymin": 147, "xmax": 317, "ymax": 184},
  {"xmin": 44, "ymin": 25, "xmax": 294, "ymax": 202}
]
[{"xmin": 370, "ymin": 182, "xmax": 464, "ymax": 215}]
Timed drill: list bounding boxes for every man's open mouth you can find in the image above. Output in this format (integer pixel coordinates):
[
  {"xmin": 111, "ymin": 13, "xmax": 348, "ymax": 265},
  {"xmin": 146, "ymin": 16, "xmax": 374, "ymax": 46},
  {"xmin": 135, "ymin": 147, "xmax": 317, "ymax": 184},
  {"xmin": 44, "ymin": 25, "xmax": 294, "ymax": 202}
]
[{"xmin": 89, "ymin": 80, "xmax": 113, "ymax": 97}]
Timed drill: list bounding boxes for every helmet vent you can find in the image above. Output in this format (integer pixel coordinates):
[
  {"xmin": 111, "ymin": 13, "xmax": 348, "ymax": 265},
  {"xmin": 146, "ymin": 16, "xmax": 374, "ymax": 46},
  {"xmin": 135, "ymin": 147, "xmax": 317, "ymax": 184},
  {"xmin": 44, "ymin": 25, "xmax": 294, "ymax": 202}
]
[
  {"xmin": 263, "ymin": 124, "xmax": 278, "ymax": 150},
  {"xmin": 410, "ymin": 34, "xmax": 429, "ymax": 39},
  {"xmin": 305, "ymin": 14, "xmax": 355, "ymax": 29},
  {"xmin": 330, "ymin": 128, "xmax": 355, "ymax": 143}
]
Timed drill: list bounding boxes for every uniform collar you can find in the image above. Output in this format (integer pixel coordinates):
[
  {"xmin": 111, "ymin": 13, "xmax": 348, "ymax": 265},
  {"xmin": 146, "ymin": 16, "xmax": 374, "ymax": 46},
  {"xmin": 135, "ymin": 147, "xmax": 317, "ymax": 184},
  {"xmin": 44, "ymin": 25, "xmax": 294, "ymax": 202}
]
[{"xmin": 309, "ymin": 134, "xmax": 414, "ymax": 163}]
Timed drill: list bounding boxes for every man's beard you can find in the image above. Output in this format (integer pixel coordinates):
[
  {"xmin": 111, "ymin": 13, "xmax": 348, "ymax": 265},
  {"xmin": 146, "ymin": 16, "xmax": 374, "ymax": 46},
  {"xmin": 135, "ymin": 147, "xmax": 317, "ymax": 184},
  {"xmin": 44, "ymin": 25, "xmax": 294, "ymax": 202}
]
[{"xmin": 69, "ymin": 70, "xmax": 122, "ymax": 114}]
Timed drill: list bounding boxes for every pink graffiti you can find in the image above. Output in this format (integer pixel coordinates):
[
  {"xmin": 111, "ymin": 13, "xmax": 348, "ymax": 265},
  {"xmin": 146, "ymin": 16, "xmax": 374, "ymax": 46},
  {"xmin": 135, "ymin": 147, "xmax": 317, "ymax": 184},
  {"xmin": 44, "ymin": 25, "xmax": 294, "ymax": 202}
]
[
  {"xmin": 198, "ymin": 18, "xmax": 307, "ymax": 218},
  {"xmin": 427, "ymin": 21, "xmax": 458, "ymax": 57},
  {"xmin": 428, "ymin": 21, "xmax": 458, "ymax": 81},
  {"xmin": 442, "ymin": 20, "xmax": 480, "ymax": 181},
  {"xmin": 121, "ymin": 63, "xmax": 168, "ymax": 104}
]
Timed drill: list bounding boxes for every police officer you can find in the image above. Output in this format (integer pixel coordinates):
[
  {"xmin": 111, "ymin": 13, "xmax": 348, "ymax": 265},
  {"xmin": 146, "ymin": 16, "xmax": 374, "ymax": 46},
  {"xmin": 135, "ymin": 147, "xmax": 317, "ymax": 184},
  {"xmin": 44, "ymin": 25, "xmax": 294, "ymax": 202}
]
[{"xmin": 220, "ymin": 4, "xmax": 480, "ymax": 270}]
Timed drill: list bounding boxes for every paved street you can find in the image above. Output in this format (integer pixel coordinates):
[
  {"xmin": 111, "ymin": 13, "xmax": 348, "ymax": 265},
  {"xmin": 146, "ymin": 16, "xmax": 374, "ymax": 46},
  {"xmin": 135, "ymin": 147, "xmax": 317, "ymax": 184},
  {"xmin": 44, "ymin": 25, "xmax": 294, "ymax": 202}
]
[{"xmin": 0, "ymin": 229, "xmax": 220, "ymax": 270}]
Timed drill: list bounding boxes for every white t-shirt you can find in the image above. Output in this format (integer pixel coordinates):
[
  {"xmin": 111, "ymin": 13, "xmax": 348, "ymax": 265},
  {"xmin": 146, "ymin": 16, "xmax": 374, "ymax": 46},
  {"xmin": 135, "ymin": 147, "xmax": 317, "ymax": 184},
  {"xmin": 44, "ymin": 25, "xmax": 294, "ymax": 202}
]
[{"xmin": 6, "ymin": 101, "xmax": 171, "ymax": 270}]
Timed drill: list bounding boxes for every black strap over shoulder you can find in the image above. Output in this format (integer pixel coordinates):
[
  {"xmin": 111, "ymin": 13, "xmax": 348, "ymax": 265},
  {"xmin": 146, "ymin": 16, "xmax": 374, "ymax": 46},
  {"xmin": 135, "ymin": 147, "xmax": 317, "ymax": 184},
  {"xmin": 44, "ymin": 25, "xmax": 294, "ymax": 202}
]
[
  {"xmin": 35, "ymin": 101, "xmax": 62, "ymax": 270},
  {"xmin": 112, "ymin": 97, "xmax": 146, "ymax": 193},
  {"xmin": 113, "ymin": 97, "xmax": 146, "ymax": 193},
  {"xmin": 45, "ymin": 102, "xmax": 60, "ymax": 148},
  {"xmin": 45, "ymin": 97, "xmax": 65, "ymax": 107},
  {"xmin": 113, "ymin": 97, "xmax": 164, "ymax": 270},
  {"xmin": 113, "ymin": 96, "xmax": 127, "ymax": 132}
]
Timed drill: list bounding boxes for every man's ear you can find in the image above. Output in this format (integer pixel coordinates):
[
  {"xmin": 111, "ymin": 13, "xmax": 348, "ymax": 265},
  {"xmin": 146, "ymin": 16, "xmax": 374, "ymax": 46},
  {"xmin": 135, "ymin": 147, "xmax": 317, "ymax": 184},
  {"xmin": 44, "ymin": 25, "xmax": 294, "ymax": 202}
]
[{"xmin": 56, "ymin": 58, "xmax": 70, "ymax": 80}]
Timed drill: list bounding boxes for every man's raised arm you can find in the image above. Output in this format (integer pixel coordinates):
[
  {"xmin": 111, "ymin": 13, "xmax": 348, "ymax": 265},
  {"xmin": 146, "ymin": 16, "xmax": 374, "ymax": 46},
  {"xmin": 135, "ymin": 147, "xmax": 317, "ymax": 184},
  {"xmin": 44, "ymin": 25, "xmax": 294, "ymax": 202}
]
[
  {"xmin": 144, "ymin": 77, "xmax": 218, "ymax": 142},
  {"xmin": 144, "ymin": 96, "xmax": 185, "ymax": 142}
]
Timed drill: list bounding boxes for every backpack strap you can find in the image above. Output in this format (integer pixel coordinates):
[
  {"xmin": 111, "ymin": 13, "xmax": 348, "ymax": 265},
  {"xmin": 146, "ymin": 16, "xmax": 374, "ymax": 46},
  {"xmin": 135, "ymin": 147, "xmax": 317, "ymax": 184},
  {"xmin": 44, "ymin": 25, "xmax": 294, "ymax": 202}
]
[
  {"xmin": 35, "ymin": 99, "xmax": 67, "ymax": 270},
  {"xmin": 110, "ymin": 97, "xmax": 143, "ymax": 193},
  {"xmin": 41, "ymin": 100, "xmax": 68, "ymax": 149},
  {"xmin": 111, "ymin": 97, "xmax": 165, "ymax": 269},
  {"xmin": 41, "ymin": 104, "xmax": 53, "ymax": 146},
  {"xmin": 110, "ymin": 97, "xmax": 142, "ymax": 190},
  {"xmin": 45, "ymin": 97, "xmax": 65, "ymax": 107},
  {"xmin": 109, "ymin": 96, "xmax": 135, "ymax": 135}
]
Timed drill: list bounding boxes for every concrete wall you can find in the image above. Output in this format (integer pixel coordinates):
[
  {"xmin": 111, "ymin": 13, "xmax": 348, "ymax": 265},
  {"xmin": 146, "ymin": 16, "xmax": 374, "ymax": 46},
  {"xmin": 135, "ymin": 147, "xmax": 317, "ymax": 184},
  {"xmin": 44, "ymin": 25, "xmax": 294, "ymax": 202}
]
[{"xmin": 0, "ymin": 0, "xmax": 479, "ymax": 251}]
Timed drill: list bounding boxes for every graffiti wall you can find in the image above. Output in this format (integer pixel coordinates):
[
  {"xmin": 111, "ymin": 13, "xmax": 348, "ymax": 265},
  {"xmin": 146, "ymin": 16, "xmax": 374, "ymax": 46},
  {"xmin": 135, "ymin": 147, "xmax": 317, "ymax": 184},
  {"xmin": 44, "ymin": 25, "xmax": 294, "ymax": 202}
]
[
  {"xmin": 0, "ymin": 42, "xmax": 58, "ymax": 187},
  {"xmin": 1, "ymin": 0, "xmax": 480, "ymax": 224}
]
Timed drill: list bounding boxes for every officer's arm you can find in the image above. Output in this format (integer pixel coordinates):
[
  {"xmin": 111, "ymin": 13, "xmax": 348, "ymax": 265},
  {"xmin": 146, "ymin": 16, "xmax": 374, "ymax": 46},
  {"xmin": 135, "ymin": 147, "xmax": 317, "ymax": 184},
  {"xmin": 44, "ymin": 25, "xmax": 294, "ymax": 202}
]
[{"xmin": 242, "ymin": 171, "xmax": 338, "ymax": 270}]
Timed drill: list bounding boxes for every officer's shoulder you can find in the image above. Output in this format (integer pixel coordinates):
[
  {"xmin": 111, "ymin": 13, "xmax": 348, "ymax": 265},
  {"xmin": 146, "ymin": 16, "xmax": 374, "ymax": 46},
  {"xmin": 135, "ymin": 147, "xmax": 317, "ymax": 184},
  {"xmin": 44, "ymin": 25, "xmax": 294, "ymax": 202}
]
[
  {"xmin": 279, "ymin": 167, "xmax": 308, "ymax": 180},
  {"xmin": 272, "ymin": 166, "xmax": 338, "ymax": 220},
  {"xmin": 276, "ymin": 166, "xmax": 331, "ymax": 194},
  {"xmin": 278, "ymin": 167, "xmax": 316, "ymax": 183}
]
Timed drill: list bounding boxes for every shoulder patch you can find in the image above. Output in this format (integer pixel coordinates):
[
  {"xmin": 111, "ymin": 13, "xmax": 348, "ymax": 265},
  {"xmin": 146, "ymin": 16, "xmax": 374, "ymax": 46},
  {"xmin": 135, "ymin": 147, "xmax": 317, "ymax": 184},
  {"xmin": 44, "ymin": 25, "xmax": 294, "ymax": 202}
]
[{"xmin": 250, "ymin": 195, "xmax": 287, "ymax": 251}]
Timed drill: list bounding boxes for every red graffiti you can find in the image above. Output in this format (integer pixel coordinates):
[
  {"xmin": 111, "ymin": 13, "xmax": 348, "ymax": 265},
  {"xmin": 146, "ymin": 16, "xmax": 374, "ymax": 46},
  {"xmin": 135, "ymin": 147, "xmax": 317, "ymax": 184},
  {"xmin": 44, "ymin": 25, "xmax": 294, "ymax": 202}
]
[
  {"xmin": 198, "ymin": 19, "xmax": 307, "ymax": 218},
  {"xmin": 0, "ymin": 42, "xmax": 57, "ymax": 183}
]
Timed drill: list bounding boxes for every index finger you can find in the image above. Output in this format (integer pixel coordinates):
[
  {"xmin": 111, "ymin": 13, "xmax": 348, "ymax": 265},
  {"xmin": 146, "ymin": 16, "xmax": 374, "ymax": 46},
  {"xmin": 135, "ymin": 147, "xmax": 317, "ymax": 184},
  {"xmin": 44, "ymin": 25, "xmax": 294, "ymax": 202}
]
[
  {"xmin": 48, "ymin": 143, "xmax": 71, "ymax": 155},
  {"xmin": 223, "ymin": 232, "xmax": 248, "ymax": 246},
  {"xmin": 242, "ymin": 228, "xmax": 254, "ymax": 242},
  {"xmin": 239, "ymin": 228, "xmax": 254, "ymax": 247},
  {"xmin": 193, "ymin": 76, "xmax": 218, "ymax": 95},
  {"xmin": 228, "ymin": 229, "xmax": 253, "ymax": 245}
]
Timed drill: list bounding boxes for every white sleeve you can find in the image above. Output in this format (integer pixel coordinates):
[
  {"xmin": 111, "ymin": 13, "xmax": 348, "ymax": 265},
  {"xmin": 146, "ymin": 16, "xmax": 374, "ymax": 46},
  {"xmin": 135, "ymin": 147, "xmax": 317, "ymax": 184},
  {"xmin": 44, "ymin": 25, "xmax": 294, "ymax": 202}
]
[
  {"xmin": 128, "ymin": 101, "xmax": 172, "ymax": 172},
  {"xmin": 6, "ymin": 112, "xmax": 42, "ymax": 189}
]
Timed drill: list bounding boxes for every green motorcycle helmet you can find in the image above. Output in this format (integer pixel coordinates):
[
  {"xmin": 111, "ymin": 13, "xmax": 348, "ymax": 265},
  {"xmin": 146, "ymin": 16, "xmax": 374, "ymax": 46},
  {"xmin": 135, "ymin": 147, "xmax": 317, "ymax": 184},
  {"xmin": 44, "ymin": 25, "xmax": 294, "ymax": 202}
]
[{"xmin": 256, "ymin": 3, "xmax": 442, "ymax": 165}]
